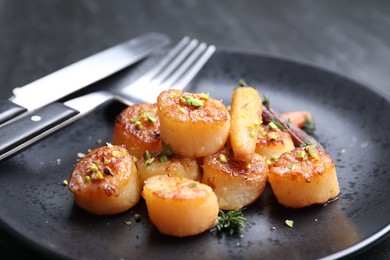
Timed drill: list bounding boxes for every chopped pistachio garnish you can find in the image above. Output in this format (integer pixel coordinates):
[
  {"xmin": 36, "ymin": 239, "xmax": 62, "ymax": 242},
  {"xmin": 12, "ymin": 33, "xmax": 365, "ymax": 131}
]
[
  {"xmin": 104, "ymin": 158, "xmax": 111, "ymax": 164},
  {"xmin": 266, "ymin": 159, "xmax": 272, "ymax": 165},
  {"xmin": 135, "ymin": 120, "xmax": 143, "ymax": 129},
  {"xmin": 186, "ymin": 97, "xmax": 203, "ymax": 107},
  {"xmin": 271, "ymin": 155, "xmax": 278, "ymax": 162},
  {"xmin": 270, "ymin": 118, "xmax": 285, "ymax": 131},
  {"xmin": 147, "ymin": 115, "xmax": 157, "ymax": 123},
  {"xmin": 259, "ymin": 126, "xmax": 267, "ymax": 137},
  {"xmin": 306, "ymin": 145, "xmax": 319, "ymax": 160},
  {"xmin": 246, "ymin": 163, "xmax": 251, "ymax": 169},
  {"xmin": 84, "ymin": 175, "xmax": 91, "ymax": 182},
  {"xmin": 268, "ymin": 121, "xmax": 278, "ymax": 130},
  {"xmin": 250, "ymin": 129, "xmax": 256, "ymax": 138},
  {"xmin": 178, "ymin": 107, "xmax": 186, "ymax": 113},
  {"xmin": 112, "ymin": 150, "xmax": 121, "ymax": 158},
  {"xmin": 189, "ymin": 182, "xmax": 197, "ymax": 188},
  {"xmin": 239, "ymin": 112, "xmax": 248, "ymax": 118},
  {"xmin": 268, "ymin": 132, "xmax": 278, "ymax": 140},
  {"xmin": 134, "ymin": 213, "xmax": 141, "ymax": 222},
  {"xmin": 90, "ymin": 163, "xmax": 98, "ymax": 172},
  {"xmin": 96, "ymin": 171, "xmax": 104, "ymax": 180},
  {"xmin": 181, "ymin": 94, "xmax": 204, "ymax": 107},
  {"xmin": 285, "ymin": 219, "xmax": 294, "ymax": 228},
  {"xmin": 198, "ymin": 93, "xmax": 210, "ymax": 100},
  {"xmin": 253, "ymin": 120, "xmax": 261, "ymax": 126},
  {"xmin": 297, "ymin": 149, "xmax": 308, "ymax": 160},
  {"xmin": 289, "ymin": 164, "xmax": 296, "ymax": 171},
  {"xmin": 218, "ymin": 154, "xmax": 228, "ymax": 163}
]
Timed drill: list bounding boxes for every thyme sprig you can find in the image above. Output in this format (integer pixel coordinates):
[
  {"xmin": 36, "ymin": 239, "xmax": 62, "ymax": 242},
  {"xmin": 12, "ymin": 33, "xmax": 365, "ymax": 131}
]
[{"xmin": 216, "ymin": 209, "xmax": 246, "ymax": 235}]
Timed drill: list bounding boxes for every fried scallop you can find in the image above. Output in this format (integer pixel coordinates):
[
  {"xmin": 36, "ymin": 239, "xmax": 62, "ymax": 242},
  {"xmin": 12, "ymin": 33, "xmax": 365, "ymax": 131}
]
[
  {"xmin": 255, "ymin": 124, "xmax": 295, "ymax": 163},
  {"xmin": 68, "ymin": 144, "xmax": 141, "ymax": 215},
  {"xmin": 268, "ymin": 146, "xmax": 340, "ymax": 208},
  {"xmin": 142, "ymin": 175, "xmax": 219, "ymax": 237},
  {"xmin": 136, "ymin": 149, "xmax": 201, "ymax": 183},
  {"xmin": 112, "ymin": 103, "xmax": 161, "ymax": 159},
  {"xmin": 157, "ymin": 89, "xmax": 231, "ymax": 158},
  {"xmin": 202, "ymin": 148, "xmax": 268, "ymax": 210}
]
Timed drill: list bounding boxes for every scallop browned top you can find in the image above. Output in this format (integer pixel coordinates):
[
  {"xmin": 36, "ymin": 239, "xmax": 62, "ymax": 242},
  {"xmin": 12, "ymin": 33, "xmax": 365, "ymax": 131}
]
[
  {"xmin": 144, "ymin": 175, "xmax": 210, "ymax": 200},
  {"xmin": 269, "ymin": 147, "xmax": 335, "ymax": 181},
  {"xmin": 206, "ymin": 147, "xmax": 268, "ymax": 180},
  {"xmin": 68, "ymin": 145, "xmax": 133, "ymax": 196},
  {"xmin": 115, "ymin": 103, "xmax": 160, "ymax": 144},
  {"xmin": 157, "ymin": 89, "xmax": 229, "ymax": 124},
  {"xmin": 257, "ymin": 126, "xmax": 289, "ymax": 145}
]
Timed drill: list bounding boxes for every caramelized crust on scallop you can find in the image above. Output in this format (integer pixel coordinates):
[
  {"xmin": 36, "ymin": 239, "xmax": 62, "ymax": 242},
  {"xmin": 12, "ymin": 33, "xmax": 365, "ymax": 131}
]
[
  {"xmin": 255, "ymin": 125, "xmax": 295, "ymax": 162},
  {"xmin": 157, "ymin": 89, "xmax": 230, "ymax": 158},
  {"xmin": 137, "ymin": 153, "xmax": 201, "ymax": 183},
  {"xmin": 202, "ymin": 147, "xmax": 268, "ymax": 210},
  {"xmin": 68, "ymin": 144, "xmax": 141, "ymax": 215},
  {"xmin": 142, "ymin": 175, "xmax": 218, "ymax": 237},
  {"xmin": 268, "ymin": 146, "xmax": 340, "ymax": 208},
  {"xmin": 112, "ymin": 103, "xmax": 161, "ymax": 159}
]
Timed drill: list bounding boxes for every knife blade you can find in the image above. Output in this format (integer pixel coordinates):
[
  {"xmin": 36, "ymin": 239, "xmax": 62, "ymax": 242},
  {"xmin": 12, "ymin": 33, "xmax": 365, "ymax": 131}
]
[{"xmin": 0, "ymin": 32, "xmax": 170, "ymax": 125}]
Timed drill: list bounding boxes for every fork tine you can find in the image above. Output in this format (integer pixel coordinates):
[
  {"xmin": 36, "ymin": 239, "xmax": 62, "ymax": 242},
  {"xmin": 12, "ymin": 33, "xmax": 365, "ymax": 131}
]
[
  {"xmin": 150, "ymin": 38, "xmax": 199, "ymax": 86},
  {"xmin": 140, "ymin": 37, "xmax": 191, "ymax": 80},
  {"xmin": 158, "ymin": 42, "xmax": 207, "ymax": 89},
  {"xmin": 124, "ymin": 37, "xmax": 215, "ymax": 103},
  {"xmin": 164, "ymin": 43, "xmax": 215, "ymax": 90}
]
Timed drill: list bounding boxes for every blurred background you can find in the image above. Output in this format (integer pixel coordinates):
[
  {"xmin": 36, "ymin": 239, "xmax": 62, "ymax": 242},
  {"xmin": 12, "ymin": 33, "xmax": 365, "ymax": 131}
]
[{"xmin": 0, "ymin": 0, "xmax": 389, "ymax": 259}]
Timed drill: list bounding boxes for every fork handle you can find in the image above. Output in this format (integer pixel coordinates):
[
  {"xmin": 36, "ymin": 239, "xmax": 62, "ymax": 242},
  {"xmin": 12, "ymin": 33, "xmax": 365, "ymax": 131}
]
[{"xmin": 0, "ymin": 103, "xmax": 79, "ymax": 159}]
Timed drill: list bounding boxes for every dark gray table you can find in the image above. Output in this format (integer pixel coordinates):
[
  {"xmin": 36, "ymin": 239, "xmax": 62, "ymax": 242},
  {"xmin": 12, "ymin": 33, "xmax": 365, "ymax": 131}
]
[{"xmin": 0, "ymin": 1, "xmax": 389, "ymax": 259}]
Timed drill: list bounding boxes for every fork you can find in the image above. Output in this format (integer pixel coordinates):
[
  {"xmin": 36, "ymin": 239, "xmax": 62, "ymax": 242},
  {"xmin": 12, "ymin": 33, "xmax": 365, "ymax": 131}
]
[{"xmin": 0, "ymin": 37, "xmax": 216, "ymax": 160}]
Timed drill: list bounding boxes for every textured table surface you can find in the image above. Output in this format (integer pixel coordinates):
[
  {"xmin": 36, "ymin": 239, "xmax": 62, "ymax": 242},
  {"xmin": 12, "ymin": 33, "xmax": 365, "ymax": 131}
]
[{"xmin": 0, "ymin": 1, "xmax": 389, "ymax": 259}]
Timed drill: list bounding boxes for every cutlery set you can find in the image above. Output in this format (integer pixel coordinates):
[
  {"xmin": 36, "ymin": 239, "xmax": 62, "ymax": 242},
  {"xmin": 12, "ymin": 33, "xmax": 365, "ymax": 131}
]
[{"xmin": 0, "ymin": 33, "xmax": 215, "ymax": 160}]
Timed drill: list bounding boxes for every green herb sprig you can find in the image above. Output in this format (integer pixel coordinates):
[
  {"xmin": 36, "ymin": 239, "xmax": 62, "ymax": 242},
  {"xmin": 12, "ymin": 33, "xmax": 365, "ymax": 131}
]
[{"xmin": 216, "ymin": 209, "xmax": 246, "ymax": 235}]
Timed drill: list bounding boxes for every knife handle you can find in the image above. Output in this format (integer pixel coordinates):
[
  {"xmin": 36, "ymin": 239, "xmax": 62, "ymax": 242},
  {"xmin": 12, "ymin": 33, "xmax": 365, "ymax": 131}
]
[
  {"xmin": 0, "ymin": 103, "xmax": 79, "ymax": 159},
  {"xmin": 0, "ymin": 100, "xmax": 27, "ymax": 124}
]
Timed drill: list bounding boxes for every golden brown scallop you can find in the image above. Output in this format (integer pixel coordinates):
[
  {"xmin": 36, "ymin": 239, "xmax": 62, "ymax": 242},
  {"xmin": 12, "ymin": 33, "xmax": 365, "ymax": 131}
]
[
  {"xmin": 142, "ymin": 175, "xmax": 219, "ymax": 237},
  {"xmin": 268, "ymin": 146, "xmax": 340, "ymax": 208},
  {"xmin": 112, "ymin": 103, "xmax": 161, "ymax": 159},
  {"xmin": 255, "ymin": 124, "xmax": 295, "ymax": 163},
  {"xmin": 68, "ymin": 144, "xmax": 142, "ymax": 215},
  {"xmin": 202, "ymin": 147, "xmax": 268, "ymax": 210},
  {"xmin": 136, "ymin": 146, "xmax": 201, "ymax": 183},
  {"xmin": 157, "ymin": 89, "xmax": 230, "ymax": 158}
]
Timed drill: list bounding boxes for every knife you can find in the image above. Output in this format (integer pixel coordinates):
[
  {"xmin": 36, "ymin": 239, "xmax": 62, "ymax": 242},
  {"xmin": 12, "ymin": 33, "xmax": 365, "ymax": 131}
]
[
  {"xmin": 0, "ymin": 38, "xmax": 215, "ymax": 161},
  {"xmin": 0, "ymin": 32, "xmax": 170, "ymax": 125}
]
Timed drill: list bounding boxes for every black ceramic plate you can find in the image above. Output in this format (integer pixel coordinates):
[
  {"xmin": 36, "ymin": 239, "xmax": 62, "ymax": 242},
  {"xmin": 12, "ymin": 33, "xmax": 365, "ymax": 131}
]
[{"xmin": 0, "ymin": 49, "xmax": 389, "ymax": 260}]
